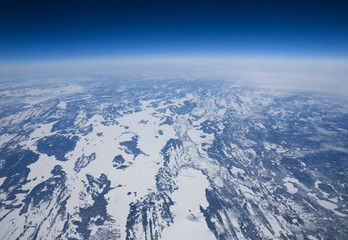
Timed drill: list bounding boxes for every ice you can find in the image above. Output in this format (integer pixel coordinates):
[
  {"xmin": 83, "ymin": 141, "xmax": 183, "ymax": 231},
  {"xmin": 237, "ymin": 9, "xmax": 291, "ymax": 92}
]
[
  {"xmin": 71, "ymin": 108, "xmax": 178, "ymax": 239},
  {"xmin": 316, "ymin": 199, "xmax": 338, "ymax": 210},
  {"xmin": 1, "ymin": 78, "xmax": 348, "ymax": 239},
  {"xmin": 162, "ymin": 168, "xmax": 214, "ymax": 240},
  {"xmin": 284, "ymin": 182, "xmax": 298, "ymax": 194}
]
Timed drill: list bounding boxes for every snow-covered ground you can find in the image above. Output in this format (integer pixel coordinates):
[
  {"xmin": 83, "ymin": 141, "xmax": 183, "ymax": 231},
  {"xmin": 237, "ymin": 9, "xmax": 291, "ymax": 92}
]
[{"xmin": 162, "ymin": 168, "xmax": 214, "ymax": 240}]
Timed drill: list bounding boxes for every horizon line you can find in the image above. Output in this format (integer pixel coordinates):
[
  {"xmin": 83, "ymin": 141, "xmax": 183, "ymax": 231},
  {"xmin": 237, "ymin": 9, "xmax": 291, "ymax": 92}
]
[{"xmin": 2, "ymin": 54, "xmax": 348, "ymax": 67}]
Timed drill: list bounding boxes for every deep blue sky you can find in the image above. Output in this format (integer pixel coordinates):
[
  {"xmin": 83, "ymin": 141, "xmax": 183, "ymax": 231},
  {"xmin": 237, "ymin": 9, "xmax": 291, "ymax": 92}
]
[{"xmin": 1, "ymin": 0, "xmax": 348, "ymax": 62}]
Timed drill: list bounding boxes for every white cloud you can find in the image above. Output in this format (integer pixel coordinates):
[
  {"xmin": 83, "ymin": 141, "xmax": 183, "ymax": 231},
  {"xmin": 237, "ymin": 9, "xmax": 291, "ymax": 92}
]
[{"xmin": 1, "ymin": 56, "xmax": 348, "ymax": 98}]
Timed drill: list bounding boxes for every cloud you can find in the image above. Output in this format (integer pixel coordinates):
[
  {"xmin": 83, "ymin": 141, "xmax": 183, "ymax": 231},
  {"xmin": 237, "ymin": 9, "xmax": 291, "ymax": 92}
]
[{"xmin": 1, "ymin": 56, "xmax": 348, "ymax": 98}]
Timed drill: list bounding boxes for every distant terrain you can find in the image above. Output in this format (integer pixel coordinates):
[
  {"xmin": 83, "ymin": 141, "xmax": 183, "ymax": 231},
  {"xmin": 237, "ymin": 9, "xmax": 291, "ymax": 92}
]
[{"xmin": 0, "ymin": 78, "xmax": 347, "ymax": 239}]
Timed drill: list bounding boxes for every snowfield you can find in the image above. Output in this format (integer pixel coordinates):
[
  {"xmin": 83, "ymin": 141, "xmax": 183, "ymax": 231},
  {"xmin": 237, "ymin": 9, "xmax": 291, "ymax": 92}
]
[{"xmin": 0, "ymin": 78, "xmax": 347, "ymax": 239}]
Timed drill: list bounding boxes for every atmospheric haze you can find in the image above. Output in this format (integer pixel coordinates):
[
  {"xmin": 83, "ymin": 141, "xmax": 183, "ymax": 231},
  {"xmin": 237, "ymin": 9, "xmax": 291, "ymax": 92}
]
[{"xmin": 1, "ymin": 0, "xmax": 348, "ymax": 239}]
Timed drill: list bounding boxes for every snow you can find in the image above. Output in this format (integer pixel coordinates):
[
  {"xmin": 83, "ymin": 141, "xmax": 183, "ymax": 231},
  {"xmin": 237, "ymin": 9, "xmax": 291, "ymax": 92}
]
[
  {"xmin": 0, "ymin": 177, "xmax": 6, "ymax": 186},
  {"xmin": 329, "ymin": 197, "xmax": 338, "ymax": 203},
  {"xmin": 213, "ymin": 177, "xmax": 224, "ymax": 188},
  {"xmin": 217, "ymin": 108, "xmax": 226, "ymax": 115},
  {"xmin": 24, "ymin": 155, "xmax": 61, "ymax": 189},
  {"xmin": 0, "ymin": 208, "xmax": 27, "ymax": 240},
  {"xmin": 263, "ymin": 142, "xmax": 286, "ymax": 153},
  {"xmin": 230, "ymin": 166, "xmax": 245, "ymax": 175},
  {"xmin": 225, "ymin": 212, "xmax": 244, "ymax": 239},
  {"xmin": 300, "ymin": 161, "xmax": 306, "ymax": 167},
  {"xmin": 0, "ymin": 133, "xmax": 14, "ymax": 148},
  {"xmin": 261, "ymin": 208, "xmax": 283, "ymax": 237},
  {"xmin": 1, "ymin": 79, "xmax": 348, "ymax": 239},
  {"xmin": 283, "ymin": 177, "xmax": 299, "ymax": 184},
  {"xmin": 105, "ymin": 154, "xmax": 163, "ymax": 237},
  {"xmin": 316, "ymin": 199, "xmax": 338, "ymax": 210},
  {"xmin": 283, "ymin": 177, "xmax": 299, "ymax": 194},
  {"xmin": 57, "ymin": 101, "xmax": 67, "ymax": 109},
  {"xmin": 21, "ymin": 122, "xmax": 56, "ymax": 149},
  {"xmin": 255, "ymin": 123, "xmax": 266, "ymax": 129},
  {"xmin": 69, "ymin": 106, "xmax": 178, "ymax": 239},
  {"xmin": 20, "ymin": 122, "xmax": 61, "ymax": 188},
  {"xmin": 246, "ymin": 201, "xmax": 254, "ymax": 215},
  {"xmin": 187, "ymin": 128, "xmax": 214, "ymax": 145},
  {"xmin": 161, "ymin": 168, "xmax": 214, "ymax": 240},
  {"xmin": 284, "ymin": 182, "xmax": 298, "ymax": 194},
  {"xmin": 307, "ymin": 236, "xmax": 319, "ymax": 240},
  {"xmin": 333, "ymin": 210, "xmax": 347, "ymax": 217},
  {"xmin": 239, "ymin": 185, "xmax": 255, "ymax": 198}
]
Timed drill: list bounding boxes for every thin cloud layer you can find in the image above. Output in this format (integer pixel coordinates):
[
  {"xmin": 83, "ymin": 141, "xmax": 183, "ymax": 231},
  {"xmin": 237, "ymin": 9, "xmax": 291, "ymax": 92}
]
[{"xmin": 1, "ymin": 57, "xmax": 348, "ymax": 98}]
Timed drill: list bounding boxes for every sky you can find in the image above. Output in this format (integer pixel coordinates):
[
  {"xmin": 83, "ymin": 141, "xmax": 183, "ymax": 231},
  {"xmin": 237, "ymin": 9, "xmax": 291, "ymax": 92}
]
[{"xmin": 1, "ymin": 0, "xmax": 348, "ymax": 62}]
